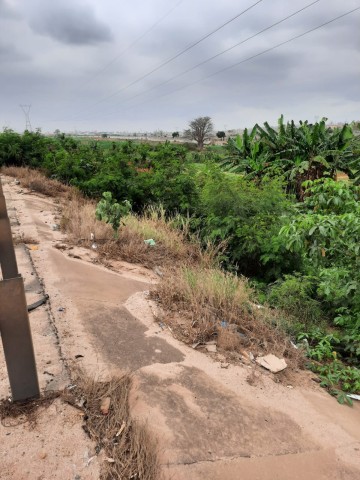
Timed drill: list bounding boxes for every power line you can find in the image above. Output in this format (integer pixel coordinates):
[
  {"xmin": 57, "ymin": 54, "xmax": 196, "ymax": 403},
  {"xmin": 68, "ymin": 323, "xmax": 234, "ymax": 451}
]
[
  {"xmin": 110, "ymin": 0, "xmax": 264, "ymax": 94},
  {"xmin": 117, "ymin": 0, "xmax": 321, "ymax": 107},
  {"xmin": 119, "ymin": 6, "xmax": 360, "ymax": 115},
  {"xmin": 66, "ymin": 0, "xmax": 264, "ymax": 120},
  {"xmin": 75, "ymin": 0, "xmax": 323, "ymax": 122},
  {"xmin": 77, "ymin": 0, "xmax": 185, "ymax": 91},
  {"xmin": 75, "ymin": 4, "xmax": 359, "ymax": 124}
]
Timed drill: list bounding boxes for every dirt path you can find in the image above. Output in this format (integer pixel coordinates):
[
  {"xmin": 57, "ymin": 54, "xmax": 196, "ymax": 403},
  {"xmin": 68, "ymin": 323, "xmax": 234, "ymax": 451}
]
[{"xmin": 1, "ymin": 175, "xmax": 360, "ymax": 479}]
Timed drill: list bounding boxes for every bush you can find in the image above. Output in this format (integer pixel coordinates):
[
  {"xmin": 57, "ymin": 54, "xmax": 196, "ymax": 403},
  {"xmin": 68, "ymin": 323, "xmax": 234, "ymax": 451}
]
[
  {"xmin": 193, "ymin": 164, "xmax": 297, "ymax": 279},
  {"xmin": 268, "ymin": 274, "xmax": 324, "ymax": 326},
  {"xmin": 95, "ymin": 192, "xmax": 131, "ymax": 237}
]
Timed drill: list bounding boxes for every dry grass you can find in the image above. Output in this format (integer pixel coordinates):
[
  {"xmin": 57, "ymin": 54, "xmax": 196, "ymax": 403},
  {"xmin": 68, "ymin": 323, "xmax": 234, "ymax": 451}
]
[
  {"xmin": 61, "ymin": 196, "xmax": 218, "ymax": 269},
  {"xmin": 152, "ymin": 266, "xmax": 252, "ymax": 343},
  {"xmin": 1, "ymin": 374, "xmax": 161, "ymax": 480},
  {"xmin": 1, "ymin": 166, "xmax": 73, "ymax": 197},
  {"xmin": 12, "ymin": 234, "xmax": 39, "ymax": 245},
  {"xmin": 61, "ymin": 196, "xmax": 114, "ymax": 243},
  {"xmin": 65, "ymin": 372, "xmax": 161, "ymax": 480},
  {"xmin": 3, "ymin": 167, "xmax": 219, "ymax": 268},
  {"xmin": 151, "ymin": 265, "xmax": 304, "ymax": 367},
  {"xmin": 217, "ymin": 328, "xmax": 242, "ymax": 351},
  {"xmin": 124, "ymin": 206, "xmax": 197, "ymax": 261},
  {"xmin": 0, "ymin": 391, "xmax": 61, "ymax": 428}
]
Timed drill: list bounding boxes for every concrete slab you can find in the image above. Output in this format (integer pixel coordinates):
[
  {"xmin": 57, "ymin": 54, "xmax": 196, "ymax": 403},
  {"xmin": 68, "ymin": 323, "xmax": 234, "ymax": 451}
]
[{"xmin": 2, "ymin": 175, "xmax": 360, "ymax": 480}]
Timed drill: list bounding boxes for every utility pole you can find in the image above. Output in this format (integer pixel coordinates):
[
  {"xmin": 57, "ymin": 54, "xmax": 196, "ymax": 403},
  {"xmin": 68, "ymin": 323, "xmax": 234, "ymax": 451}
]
[
  {"xmin": 0, "ymin": 178, "xmax": 40, "ymax": 401},
  {"xmin": 19, "ymin": 104, "xmax": 32, "ymax": 131}
]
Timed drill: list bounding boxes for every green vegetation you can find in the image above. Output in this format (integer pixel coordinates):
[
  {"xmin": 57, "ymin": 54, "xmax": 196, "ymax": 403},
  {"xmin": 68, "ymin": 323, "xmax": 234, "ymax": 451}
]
[
  {"xmin": 224, "ymin": 115, "xmax": 358, "ymax": 199},
  {"xmin": 96, "ymin": 192, "xmax": 131, "ymax": 237},
  {"xmin": 1, "ymin": 116, "xmax": 359, "ymax": 403}
]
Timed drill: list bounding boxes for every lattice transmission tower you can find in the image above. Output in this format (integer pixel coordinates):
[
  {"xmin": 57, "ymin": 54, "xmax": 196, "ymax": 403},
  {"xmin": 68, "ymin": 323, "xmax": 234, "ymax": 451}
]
[{"xmin": 19, "ymin": 104, "xmax": 32, "ymax": 131}]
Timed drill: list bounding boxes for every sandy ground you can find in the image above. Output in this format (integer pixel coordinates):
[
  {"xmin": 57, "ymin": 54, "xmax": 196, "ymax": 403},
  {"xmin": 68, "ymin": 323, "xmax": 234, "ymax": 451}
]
[{"xmin": 1, "ymin": 174, "xmax": 360, "ymax": 480}]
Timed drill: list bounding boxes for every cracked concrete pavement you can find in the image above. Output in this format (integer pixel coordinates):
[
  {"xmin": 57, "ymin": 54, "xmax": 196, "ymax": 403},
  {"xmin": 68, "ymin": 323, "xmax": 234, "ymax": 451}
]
[{"xmin": 1, "ymin": 174, "xmax": 360, "ymax": 480}]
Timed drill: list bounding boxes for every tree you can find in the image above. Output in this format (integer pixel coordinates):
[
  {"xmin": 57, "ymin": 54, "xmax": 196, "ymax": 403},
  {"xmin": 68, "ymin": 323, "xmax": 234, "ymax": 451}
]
[
  {"xmin": 216, "ymin": 131, "xmax": 226, "ymax": 140},
  {"xmin": 184, "ymin": 116, "xmax": 213, "ymax": 149},
  {"xmin": 223, "ymin": 115, "xmax": 360, "ymax": 199}
]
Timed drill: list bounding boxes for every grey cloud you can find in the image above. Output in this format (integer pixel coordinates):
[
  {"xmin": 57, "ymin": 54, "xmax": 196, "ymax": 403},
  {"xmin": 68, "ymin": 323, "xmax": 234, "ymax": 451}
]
[
  {"xmin": 0, "ymin": 43, "xmax": 29, "ymax": 62},
  {"xmin": 28, "ymin": 1, "xmax": 113, "ymax": 45},
  {"xmin": 0, "ymin": 0, "xmax": 20, "ymax": 19},
  {"xmin": 1, "ymin": 0, "xmax": 359, "ymax": 132}
]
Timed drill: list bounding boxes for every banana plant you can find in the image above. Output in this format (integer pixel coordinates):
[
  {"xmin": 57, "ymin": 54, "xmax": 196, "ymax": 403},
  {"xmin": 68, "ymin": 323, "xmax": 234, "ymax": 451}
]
[{"xmin": 221, "ymin": 126, "xmax": 268, "ymax": 179}]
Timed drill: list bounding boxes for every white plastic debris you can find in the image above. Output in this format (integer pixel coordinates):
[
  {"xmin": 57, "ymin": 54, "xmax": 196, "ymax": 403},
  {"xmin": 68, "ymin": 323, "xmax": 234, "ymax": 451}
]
[{"xmin": 347, "ymin": 394, "xmax": 360, "ymax": 401}]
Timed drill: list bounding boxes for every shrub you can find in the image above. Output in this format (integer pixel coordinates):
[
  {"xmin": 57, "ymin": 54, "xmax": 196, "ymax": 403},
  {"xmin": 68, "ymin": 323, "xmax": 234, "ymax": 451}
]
[
  {"xmin": 267, "ymin": 274, "xmax": 323, "ymax": 326},
  {"xmin": 194, "ymin": 164, "xmax": 297, "ymax": 279},
  {"xmin": 95, "ymin": 192, "xmax": 131, "ymax": 237}
]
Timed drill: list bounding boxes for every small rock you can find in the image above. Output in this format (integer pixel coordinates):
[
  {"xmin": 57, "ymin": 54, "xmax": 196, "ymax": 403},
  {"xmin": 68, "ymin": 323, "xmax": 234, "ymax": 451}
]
[
  {"xmin": 154, "ymin": 266, "xmax": 163, "ymax": 277},
  {"xmin": 256, "ymin": 354, "xmax": 287, "ymax": 373},
  {"xmin": 58, "ymin": 307, "xmax": 64, "ymax": 312},
  {"xmin": 51, "ymin": 224, "xmax": 60, "ymax": 231},
  {"xmin": 206, "ymin": 344, "xmax": 217, "ymax": 353},
  {"xmin": 39, "ymin": 451, "xmax": 47, "ymax": 460},
  {"xmin": 100, "ymin": 397, "xmax": 111, "ymax": 415},
  {"xmin": 220, "ymin": 362, "xmax": 230, "ymax": 369}
]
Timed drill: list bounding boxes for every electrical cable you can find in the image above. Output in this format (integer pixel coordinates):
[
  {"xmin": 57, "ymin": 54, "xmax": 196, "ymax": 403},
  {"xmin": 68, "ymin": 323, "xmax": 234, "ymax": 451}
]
[
  {"xmin": 77, "ymin": 0, "xmax": 185, "ymax": 90},
  {"xmin": 115, "ymin": 0, "xmax": 322, "ymax": 107},
  {"xmin": 116, "ymin": 6, "xmax": 360, "ymax": 116},
  {"xmin": 65, "ymin": 0, "xmax": 264, "ymax": 120}
]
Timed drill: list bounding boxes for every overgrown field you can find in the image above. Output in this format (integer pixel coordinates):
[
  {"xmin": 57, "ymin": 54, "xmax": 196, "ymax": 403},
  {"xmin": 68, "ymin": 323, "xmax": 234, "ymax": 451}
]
[{"xmin": 1, "ymin": 117, "xmax": 360, "ymax": 403}]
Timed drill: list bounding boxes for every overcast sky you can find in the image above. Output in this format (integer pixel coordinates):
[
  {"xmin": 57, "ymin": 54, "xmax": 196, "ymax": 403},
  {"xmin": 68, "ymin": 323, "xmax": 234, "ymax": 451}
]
[{"xmin": 0, "ymin": 0, "xmax": 359, "ymax": 133}]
